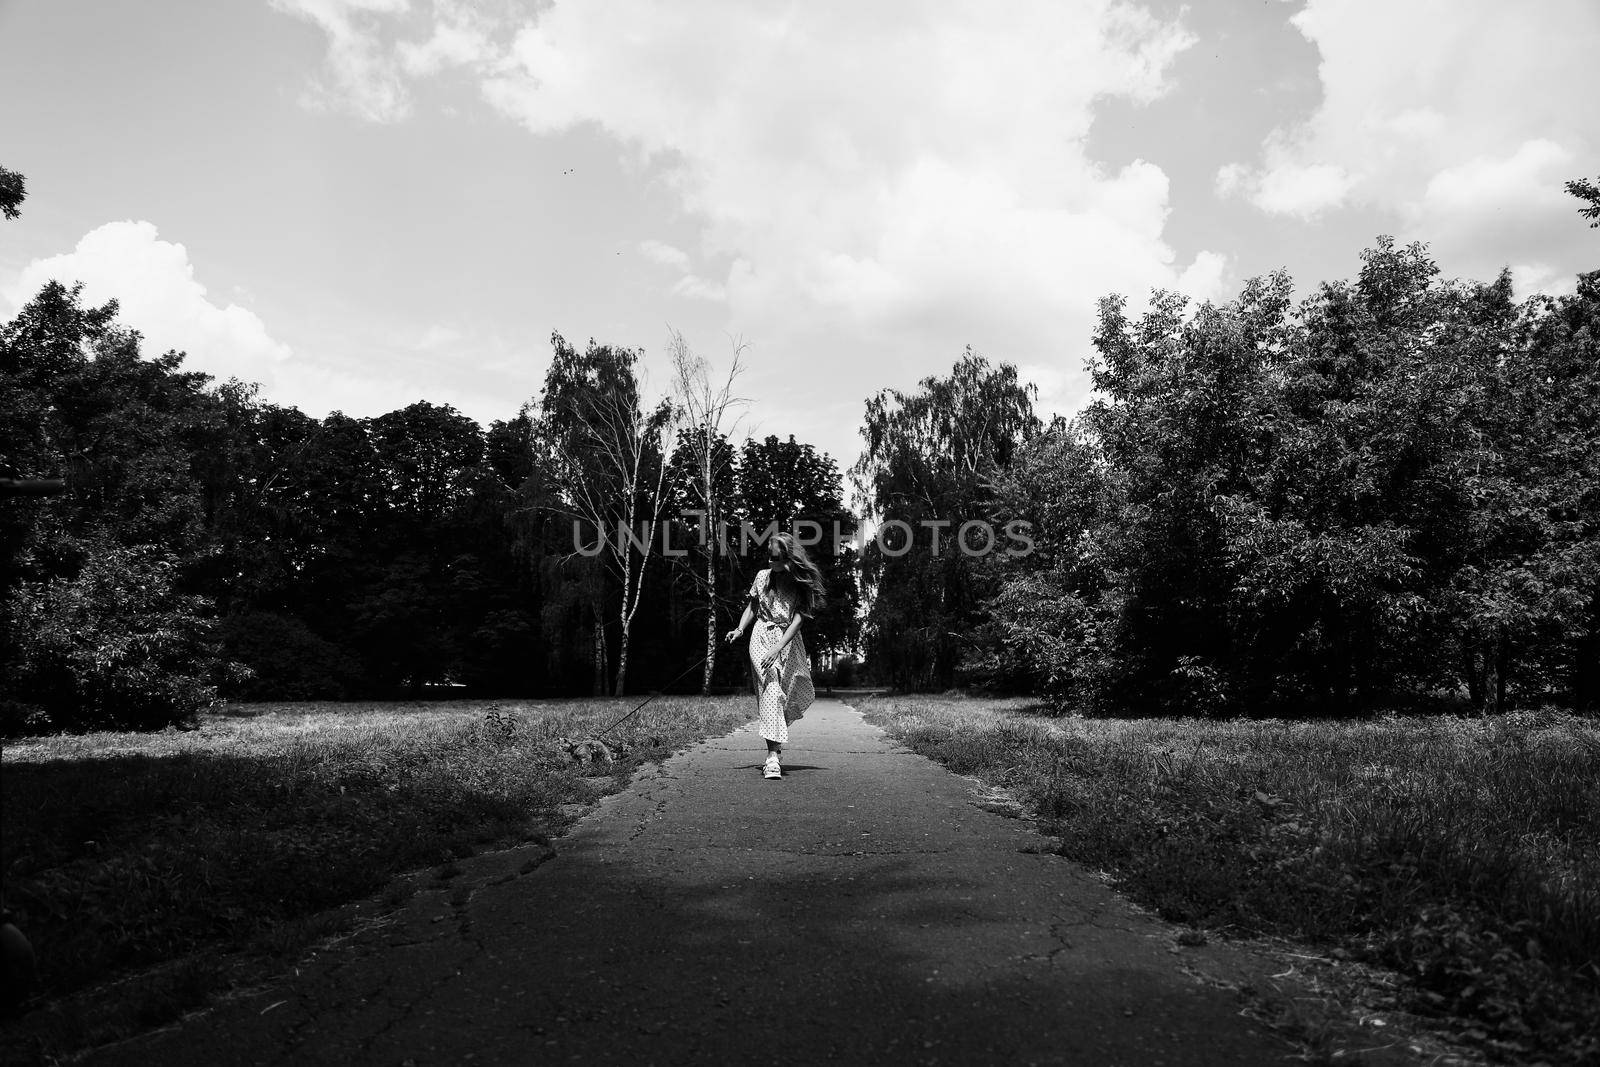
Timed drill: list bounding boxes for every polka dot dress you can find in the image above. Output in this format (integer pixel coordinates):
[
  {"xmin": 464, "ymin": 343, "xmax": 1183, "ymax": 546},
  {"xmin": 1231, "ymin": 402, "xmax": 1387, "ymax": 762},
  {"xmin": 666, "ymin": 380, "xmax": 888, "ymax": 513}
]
[{"xmin": 748, "ymin": 568, "xmax": 815, "ymax": 744}]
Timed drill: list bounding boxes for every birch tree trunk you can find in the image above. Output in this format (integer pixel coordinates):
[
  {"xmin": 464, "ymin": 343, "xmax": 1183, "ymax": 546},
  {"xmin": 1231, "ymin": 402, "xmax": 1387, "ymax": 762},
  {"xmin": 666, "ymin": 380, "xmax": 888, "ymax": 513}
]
[
  {"xmin": 669, "ymin": 330, "xmax": 749, "ymax": 697},
  {"xmin": 592, "ymin": 601, "xmax": 606, "ymax": 697},
  {"xmin": 532, "ymin": 334, "xmax": 676, "ymax": 700},
  {"xmin": 703, "ymin": 504, "xmax": 717, "ymax": 693}
]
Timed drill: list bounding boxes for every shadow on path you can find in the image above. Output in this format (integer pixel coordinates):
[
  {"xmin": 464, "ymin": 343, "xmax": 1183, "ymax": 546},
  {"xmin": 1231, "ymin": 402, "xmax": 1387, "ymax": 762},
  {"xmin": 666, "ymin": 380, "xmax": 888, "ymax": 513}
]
[{"xmin": 85, "ymin": 701, "xmax": 1300, "ymax": 1066}]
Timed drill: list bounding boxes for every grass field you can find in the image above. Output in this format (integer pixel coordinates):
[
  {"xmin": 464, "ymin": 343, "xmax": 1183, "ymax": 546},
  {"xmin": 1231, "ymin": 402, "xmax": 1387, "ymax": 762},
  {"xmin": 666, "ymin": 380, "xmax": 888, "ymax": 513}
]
[
  {"xmin": 858, "ymin": 694, "xmax": 1600, "ymax": 1065},
  {"xmin": 0, "ymin": 695, "xmax": 753, "ymax": 1062}
]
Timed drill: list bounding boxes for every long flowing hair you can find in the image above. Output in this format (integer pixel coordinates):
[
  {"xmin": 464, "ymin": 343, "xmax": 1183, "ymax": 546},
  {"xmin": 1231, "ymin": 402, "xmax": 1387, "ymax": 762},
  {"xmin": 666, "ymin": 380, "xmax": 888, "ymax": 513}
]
[{"xmin": 768, "ymin": 532, "xmax": 826, "ymax": 615}]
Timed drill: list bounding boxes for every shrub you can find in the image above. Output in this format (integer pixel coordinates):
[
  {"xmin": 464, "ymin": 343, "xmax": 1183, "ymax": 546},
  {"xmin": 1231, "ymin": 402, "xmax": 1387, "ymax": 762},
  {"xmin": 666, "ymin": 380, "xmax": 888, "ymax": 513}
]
[{"xmin": 4, "ymin": 541, "xmax": 220, "ymax": 733}]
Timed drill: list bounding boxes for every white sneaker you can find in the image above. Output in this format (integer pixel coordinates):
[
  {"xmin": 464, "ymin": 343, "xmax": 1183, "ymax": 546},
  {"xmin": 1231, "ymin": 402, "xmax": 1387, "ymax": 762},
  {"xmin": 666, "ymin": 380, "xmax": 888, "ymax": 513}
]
[{"xmin": 763, "ymin": 753, "xmax": 782, "ymax": 779}]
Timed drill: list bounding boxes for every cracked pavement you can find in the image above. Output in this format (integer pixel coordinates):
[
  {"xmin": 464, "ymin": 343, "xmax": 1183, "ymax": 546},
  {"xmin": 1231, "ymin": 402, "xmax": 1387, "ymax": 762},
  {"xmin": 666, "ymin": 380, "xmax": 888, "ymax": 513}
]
[{"xmin": 84, "ymin": 699, "xmax": 1305, "ymax": 1065}]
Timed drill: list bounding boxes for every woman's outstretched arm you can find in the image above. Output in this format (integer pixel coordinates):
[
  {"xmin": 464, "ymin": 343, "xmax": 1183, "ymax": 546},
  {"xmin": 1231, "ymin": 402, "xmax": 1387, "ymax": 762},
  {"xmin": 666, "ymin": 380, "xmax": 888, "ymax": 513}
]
[{"xmin": 725, "ymin": 601, "xmax": 755, "ymax": 645}]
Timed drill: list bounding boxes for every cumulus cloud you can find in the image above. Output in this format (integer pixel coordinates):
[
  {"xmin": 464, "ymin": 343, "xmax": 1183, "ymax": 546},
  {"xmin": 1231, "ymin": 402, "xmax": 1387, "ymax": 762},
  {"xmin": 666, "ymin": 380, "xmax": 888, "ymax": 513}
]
[
  {"xmin": 637, "ymin": 239, "xmax": 690, "ymax": 271},
  {"xmin": 272, "ymin": 0, "xmax": 415, "ymax": 122},
  {"xmin": 270, "ymin": 0, "xmax": 1248, "ymax": 424},
  {"xmin": 477, "ymin": 2, "xmax": 1223, "ymax": 370},
  {"xmin": 670, "ymin": 274, "xmax": 727, "ymax": 303},
  {"xmin": 396, "ymin": 0, "xmax": 497, "ymax": 76},
  {"xmin": 1229, "ymin": 160, "xmax": 1354, "ymax": 219},
  {"xmin": 640, "ymin": 240, "xmax": 727, "ymax": 301},
  {"xmin": 1219, "ymin": 0, "xmax": 1595, "ymax": 285},
  {"xmin": 0, "ymin": 224, "xmax": 523, "ymax": 424},
  {"xmin": 3, "ymin": 221, "xmax": 293, "ymax": 386},
  {"xmin": 1418, "ymin": 139, "xmax": 1576, "ymax": 223},
  {"xmin": 1177, "ymin": 251, "xmax": 1228, "ymax": 304},
  {"xmin": 1016, "ymin": 361, "xmax": 1084, "ymax": 425},
  {"xmin": 1507, "ymin": 263, "xmax": 1578, "ymax": 301}
]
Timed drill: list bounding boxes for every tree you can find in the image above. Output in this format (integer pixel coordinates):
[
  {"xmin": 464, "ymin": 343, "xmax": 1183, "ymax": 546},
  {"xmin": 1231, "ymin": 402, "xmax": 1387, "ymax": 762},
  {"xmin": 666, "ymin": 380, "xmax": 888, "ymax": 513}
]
[
  {"xmin": 351, "ymin": 402, "xmax": 486, "ymax": 695},
  {"xmin": 668, "ymin": 330, "xmax": 749, "ymax": 692},
  {"xmin": 185, "ymin": 383, "xmax": 323, "ymax": 616},
  {"xmin": 1075, "ymin": 244, "xmax": 1507, "ymax": 715},
  {"xmin": 980, "ymin": 420, "xmax": 1116, "ymax": 707},
  {"xmin": 1232, "ymin": 245, "xmax": 1465, "ymax": 712},
  {"xmin": 0, "ymin": 282, "xmax": 230, "ymax": 731},
  {"xmin": 1566, "ymin": 175, "xmax": 1600, "ymax": 228},
  {"xmin": 988, "ymin": 237, "xmax": 1598, "ymax": 718},
  {"xmin": 1082, "ymin": 273, "xmax": 1298, "ymax": 712},
  {"xmin": 1481, "ymin": 270, "xmax": 1600, "ymax": 710},
  {"xmin": 368, "ymin": 402, "xmax": 484, "ymax": 526},
  {"xmin": 1, "ymin": 282, "xmax": 119, "ymax": 605},
  {"xmin": 535, "ymin": 333, "xmax": 678, "ymax": 696},
  {"xmin": 8, "ymin": 540, "xmax": 220, "ymax": 731},
  {"xmin": 850, "ymin": 349, "xmax": 1038, "ymax": 689},
  {"xmin": 0, "ymin": 166, "xmax": 24, "ymax": 221},
  {"xmin": 737, "ymin": 434, "xmax": 861, "ymax": 668}
]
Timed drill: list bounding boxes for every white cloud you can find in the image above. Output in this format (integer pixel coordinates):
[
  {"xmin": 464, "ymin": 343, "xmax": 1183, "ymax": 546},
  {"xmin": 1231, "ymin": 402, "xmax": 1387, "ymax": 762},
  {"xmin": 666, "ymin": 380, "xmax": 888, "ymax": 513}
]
[
  {"xmin": 1248, "ymin": 161, "xmax": 1353, "ymax": 219},
  {"xmin": 670, "ymin": 275, "xmax": 726, "ymax": 303},
  {"xmin": 0, "ymin": 225, "xmax": 526, "ymax": 427},
  {"xmin": 3, "ymin": 221, "xmax": 293, "ymax": 387},
  {"xmin": 1219, "ymin": 0, "xmax": 1596, "ymax": 271},
  {"xmin": 641, "ymin": 241, "xmax": 727, "ymax": 301},
  {"xmin": 272, "ymin": 0, "xmax": 414, "ymax": 122},
  {"xmin": 472, "ymin": 1, "xmax": 1221, "ymax": 382},
  {"xmin": 1177, "ymin": 250, "xmax": 1229, "ymax": 305},
  {"xmin": 269, "ymin": 0, "xmax": 1251, "ymax": 435},
  {"xmin": 1016, "ymin": 361, "xmax": 1083, "ymax": 424},
  {"xmin": 637, "ymin": 239, "xmax": 690, "ymax": 271},
  {"xmin": 1509, "ymin": 263, "xmax": 1579, "ymax": 300},
  {"xmin": 1214, "ymin": 162, "xmax": 1248, "ymax": 199},
  {"xmin": 396, "ymin": 0, "xmax": 496, "ymax": 76},
  {"xmin": 1418, "ymin": 139, "xmax": 1575, "ymax": 222}
]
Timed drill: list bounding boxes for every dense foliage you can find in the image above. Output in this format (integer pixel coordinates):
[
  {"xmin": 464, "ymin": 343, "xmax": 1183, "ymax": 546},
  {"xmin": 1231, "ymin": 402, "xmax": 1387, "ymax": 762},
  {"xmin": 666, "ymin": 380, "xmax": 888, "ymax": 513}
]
[
  {"xmin": 4, "ymin": 222, "xmax": 1593, "ymax": 726},
  {"xmin": 850, "ymin": 348, "xmax": 1041, "ymax": 690},
  {"xmin": 0, "ymin": 287, "xmax": 858, "ymax": 732},
  {"xmin": 973, "ymin": 242, "xmax": 1599, "ymax": 715}
]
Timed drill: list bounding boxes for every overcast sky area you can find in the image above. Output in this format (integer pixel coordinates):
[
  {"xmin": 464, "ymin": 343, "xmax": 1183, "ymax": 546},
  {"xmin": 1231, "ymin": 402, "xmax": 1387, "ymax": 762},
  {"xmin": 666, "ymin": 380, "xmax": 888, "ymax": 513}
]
[{"xmin": 2, "ymin": 0, "xmax": 1594, "ymax": 473}]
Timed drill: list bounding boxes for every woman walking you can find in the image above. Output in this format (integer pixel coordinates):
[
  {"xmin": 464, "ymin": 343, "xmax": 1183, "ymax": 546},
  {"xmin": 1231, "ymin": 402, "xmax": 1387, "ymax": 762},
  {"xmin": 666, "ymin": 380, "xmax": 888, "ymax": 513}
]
[{"xmin": 725, "ymin": 532, "xmax": 822, "ymax": 779}]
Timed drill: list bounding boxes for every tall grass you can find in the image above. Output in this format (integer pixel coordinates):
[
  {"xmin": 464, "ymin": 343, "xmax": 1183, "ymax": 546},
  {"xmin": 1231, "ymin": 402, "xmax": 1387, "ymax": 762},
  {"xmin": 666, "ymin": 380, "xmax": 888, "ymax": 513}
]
[
  {"xmin": 860, "ymin": 695, "xmax": 1600, "ymax": 1064},
  {"xmin": 0, "ymin": 696, "xmax": 751, "ymax": 1059}
]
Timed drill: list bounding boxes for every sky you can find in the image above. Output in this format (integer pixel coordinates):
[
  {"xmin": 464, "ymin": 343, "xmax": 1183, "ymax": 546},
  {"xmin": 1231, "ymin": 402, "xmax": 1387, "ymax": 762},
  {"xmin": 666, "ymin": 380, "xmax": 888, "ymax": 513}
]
[{"xmin": 2, "ymin": 0, "xmax": 1595, "ymax": 476}]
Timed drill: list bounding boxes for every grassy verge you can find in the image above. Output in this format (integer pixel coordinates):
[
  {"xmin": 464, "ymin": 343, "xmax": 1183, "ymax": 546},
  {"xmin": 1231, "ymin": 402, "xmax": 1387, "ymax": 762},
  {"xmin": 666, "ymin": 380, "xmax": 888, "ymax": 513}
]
[
  {"xmin": 0, "ymin": 695, "xmax": 751, "ymax": 1061},
  {"xmin": 859, "ymin": 694, "xmax": 1600, "ymax": 1065}
]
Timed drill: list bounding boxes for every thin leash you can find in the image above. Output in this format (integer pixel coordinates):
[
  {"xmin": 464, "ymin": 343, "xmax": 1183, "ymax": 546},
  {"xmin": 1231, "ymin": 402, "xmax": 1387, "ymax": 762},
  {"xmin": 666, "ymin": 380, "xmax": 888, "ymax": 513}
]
[{"xmin": 592, "ymin": 649, "xmax": 716, "ymax": 740}]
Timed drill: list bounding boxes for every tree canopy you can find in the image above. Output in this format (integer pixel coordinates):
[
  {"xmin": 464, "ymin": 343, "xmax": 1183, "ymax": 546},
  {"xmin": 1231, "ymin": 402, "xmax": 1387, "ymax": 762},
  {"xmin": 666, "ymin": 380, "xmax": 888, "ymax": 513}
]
[
  {"xmin": 0, "ymin": 165, "xmax": 24, "ymax": 220},
  {"xmin": 970, "ymin": 242, "xmax": 1599, "ymax": 716}
]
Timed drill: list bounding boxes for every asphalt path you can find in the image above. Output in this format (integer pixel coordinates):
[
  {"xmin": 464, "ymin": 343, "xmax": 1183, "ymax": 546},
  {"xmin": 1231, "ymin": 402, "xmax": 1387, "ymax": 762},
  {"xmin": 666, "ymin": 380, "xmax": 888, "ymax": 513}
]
[{"xmin": 85, "ymin": 699, "xmax": 1310, "ymax": 1066}]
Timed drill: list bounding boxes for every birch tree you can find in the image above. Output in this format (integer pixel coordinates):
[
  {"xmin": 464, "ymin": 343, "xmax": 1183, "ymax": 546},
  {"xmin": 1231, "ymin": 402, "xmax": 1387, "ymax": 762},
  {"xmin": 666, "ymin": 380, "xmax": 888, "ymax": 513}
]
[
  {"xmin": 668, "ymin": 330, "xmax": 749, "ymax": 693},
  {"xmin": 535, "ymin": 333, "xmax": 679, "ymax": 696}
]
